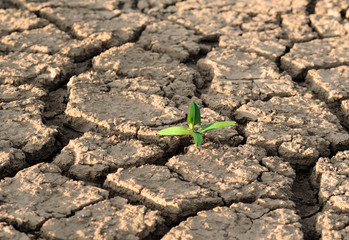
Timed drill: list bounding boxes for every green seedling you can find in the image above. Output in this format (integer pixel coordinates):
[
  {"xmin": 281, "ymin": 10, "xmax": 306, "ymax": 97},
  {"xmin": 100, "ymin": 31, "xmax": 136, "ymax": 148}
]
[{"xmin": 157, "ymin": 102, "xmax": 236, "ymax": 146}]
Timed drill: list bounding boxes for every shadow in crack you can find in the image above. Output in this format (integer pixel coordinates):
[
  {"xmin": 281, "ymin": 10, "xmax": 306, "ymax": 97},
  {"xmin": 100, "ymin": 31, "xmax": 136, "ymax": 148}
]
[
  {"xmin": 292, "ymin": 168, "xmax": 321, "ymax": 240},
  {"xmin": 42, "ymin": 86, "xmax": 83, "ymax": 151}
]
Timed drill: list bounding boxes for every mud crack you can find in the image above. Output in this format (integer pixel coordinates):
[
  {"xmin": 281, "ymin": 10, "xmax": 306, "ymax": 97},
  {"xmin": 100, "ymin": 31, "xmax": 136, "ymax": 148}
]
[{"xmin": 292, "ymin": 168, "xmax": 321, "ymax": 240}]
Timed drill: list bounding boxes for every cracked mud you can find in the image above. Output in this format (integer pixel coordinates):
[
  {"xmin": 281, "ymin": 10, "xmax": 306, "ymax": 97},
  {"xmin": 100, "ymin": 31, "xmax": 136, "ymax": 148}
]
[{"xmin": 1, "ymin": 0, "xmax": 349, "ymax": 239}]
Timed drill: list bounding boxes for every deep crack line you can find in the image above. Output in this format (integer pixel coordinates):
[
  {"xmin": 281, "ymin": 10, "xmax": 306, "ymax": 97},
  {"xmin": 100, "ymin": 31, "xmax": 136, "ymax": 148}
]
[
  {"xmin": 291, "ymin": 168, "xmax": 321, "ymax": 240},
  {"xmin": 306, "ymin": 0, "xmax": 317, "ymax": 15}
]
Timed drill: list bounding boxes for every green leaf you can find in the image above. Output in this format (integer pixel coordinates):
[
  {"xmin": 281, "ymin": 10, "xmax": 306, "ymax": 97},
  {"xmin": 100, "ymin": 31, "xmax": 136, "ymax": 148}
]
[
  {"xmin": 157, "ymin": 126, "xmax": 191, "ymax": 135},
  {"xmin": 187, "ymin": 102, "xmax": 201, "ymax": 127},
  {"xmin": 192, "ymin": 132, "xmax": 203, "ymax": 146},
  {"xmin": 198, "ymin": 121, "xmax": 236, "ymax": 133}
]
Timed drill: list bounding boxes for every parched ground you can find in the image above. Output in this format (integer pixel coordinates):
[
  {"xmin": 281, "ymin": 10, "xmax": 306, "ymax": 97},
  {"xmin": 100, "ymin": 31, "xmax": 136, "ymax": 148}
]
[{"xmin": 0, "ymin": 0, "xmax": 349, "ymax": 239}]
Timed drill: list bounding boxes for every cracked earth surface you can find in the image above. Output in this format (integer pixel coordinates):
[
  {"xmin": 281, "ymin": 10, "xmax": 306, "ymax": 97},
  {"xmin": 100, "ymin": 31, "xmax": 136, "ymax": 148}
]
[{"xmin": 0, "ymin": 0, "xmax": 349, "ymax": 239}]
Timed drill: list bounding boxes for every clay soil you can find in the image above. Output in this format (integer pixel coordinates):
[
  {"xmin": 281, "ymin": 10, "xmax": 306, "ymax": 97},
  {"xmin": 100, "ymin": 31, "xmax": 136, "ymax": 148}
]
[{"xmin": 1, "ymin": 0, "xmax": 349, "ymax": 239}]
